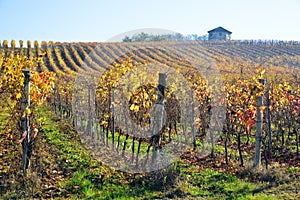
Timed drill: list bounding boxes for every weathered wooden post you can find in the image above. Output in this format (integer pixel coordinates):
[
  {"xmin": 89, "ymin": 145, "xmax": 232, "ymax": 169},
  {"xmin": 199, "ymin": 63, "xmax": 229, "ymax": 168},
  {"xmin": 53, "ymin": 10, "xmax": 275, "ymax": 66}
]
[
  {"xmin": 152, "ymin": 73, "xmax": 166, "ymax": 167},
  {"xmin": 266, "ymin": 89, "xmax": 272, "ymax": 157},
  {"xmin": 87, "ymin": 83, "xmax": 93, "ymax": 136},
  {"xmin": 73, "ymin": 96, "xmax": 79, "ymax": 128},
  {"xmin": 111, "ymin": 90, "xmax": 115, "ymax": 150},
  {"xmin": 58, "ymin": 93, "xmax": 63, "ymax": 118},
  {"xmin": 253, "ymin": 78, "xmax": 265, "ymax": 168},
  {"xmin": 21, "ymin": 69, "xmax": 31, "ymax": 177},
  {"xmin": 191, "ymin": 89, "xmax": 196, "ymax": 150}
]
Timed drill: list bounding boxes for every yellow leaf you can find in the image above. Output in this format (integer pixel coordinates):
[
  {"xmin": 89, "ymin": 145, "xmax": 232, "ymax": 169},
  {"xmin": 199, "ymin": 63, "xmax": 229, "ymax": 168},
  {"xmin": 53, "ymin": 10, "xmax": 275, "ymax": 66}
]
[
  {"xmin": 144, "ymin": 92, "xmax": 149, "ymax": 100},
  {"xmin": 26, "ymin": 107, "xmax": 31, "ymax": 115},
  {"xmin": 130, "ymin": 104, "xmax": 139, "ymax": 112},
  {"xmin": 134, "ymin": 105, "xmax": 139, "ymax": 112},
  {"xmin": 260, "ymin": 106, "xmax": 266, "ymax": 112},
  {"xmin": 100, "ymin": 120, "xmax": 108, "ymax": 125},
  {"xmin": 130, "ymin": 104, "xmax": 135, "ymax": 111},
  {"xmin": 16, "ymin": 93, "xmax": 21, "ymax": 99},
  {"xmin": 104, "ymin": 114, "xmax": 109, "ymax": 118}
]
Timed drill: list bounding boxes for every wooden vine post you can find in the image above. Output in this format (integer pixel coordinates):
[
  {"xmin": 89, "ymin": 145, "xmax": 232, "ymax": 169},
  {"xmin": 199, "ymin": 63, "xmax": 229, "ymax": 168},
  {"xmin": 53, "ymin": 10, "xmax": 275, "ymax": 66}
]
[
  {"xmin": 152, "ymin": 73, "xmax": 166, "ymax": 166},
  {"xmin": 87, "ymin": 82, "xmax": 93, "ymax": 137},
  {"xmin": 21, "ymin": 69, "xmax": 31, "ymax": 178},
  {"xmin": 111, "ymin": 90, "xmax": 115, "ymax": 150},
  {"xmin": 253, "ymin": 78, "xmax": 265, "ymax": 168},
  {"xmin": 265, "ymin": 89, "xmax": 272, "ymax": 157},
  {"xmin": 191, "ymin": 89, "xmax": 196, "ymax": 150}
]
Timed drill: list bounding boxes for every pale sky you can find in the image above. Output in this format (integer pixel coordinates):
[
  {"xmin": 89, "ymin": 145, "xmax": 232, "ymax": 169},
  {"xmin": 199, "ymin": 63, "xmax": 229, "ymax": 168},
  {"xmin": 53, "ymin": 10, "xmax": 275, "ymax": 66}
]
[{"xmin": 0, "ymin": 0, "xmax": 299, "ymax": 42}]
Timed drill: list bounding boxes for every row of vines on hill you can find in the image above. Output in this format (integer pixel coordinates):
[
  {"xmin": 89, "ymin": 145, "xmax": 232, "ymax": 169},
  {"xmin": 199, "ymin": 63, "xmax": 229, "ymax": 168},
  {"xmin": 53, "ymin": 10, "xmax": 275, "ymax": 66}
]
[
  {"xmin": 0, "ymin": 52, "xmax": 56, "ymax": 180},
  {"xmin": 47, "ymin": 51, "xmax": 300, "ymax": 170}
]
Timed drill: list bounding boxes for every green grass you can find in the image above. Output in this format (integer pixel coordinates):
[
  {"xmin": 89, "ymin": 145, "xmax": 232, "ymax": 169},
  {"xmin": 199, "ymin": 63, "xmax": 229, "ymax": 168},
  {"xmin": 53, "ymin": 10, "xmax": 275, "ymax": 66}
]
[{"xmin": 178, "ymin": 166, "xmax": 272, "ymax": 200}]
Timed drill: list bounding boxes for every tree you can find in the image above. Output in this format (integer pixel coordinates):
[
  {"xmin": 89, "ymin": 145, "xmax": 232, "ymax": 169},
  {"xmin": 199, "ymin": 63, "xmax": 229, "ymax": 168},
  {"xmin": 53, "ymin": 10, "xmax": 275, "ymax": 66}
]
[
  {"xmin": 19, "ymin": 40, "xmax": 24, "ymax": 56},
  {"xmin": 19, "ymin": 40, "xmax": 24, "ymax": 48},
  {"xmin": 3, "ymin": 40, "xmax": 9, "ymax": 56},
  {"xmin": 34, "ymin": 40, "xmax": 39, "ymax": 57},
  {"xmin": 48, "ymin": 41, "xmax": 54, "ymax": 48},
  {"xmin": 27, "ymin": 40, "xmax": 32, "ymax": 58},
  {"xmin": 122, "ymin": 32, "xmax": 208, "ymax": 42},
  {"xmin": 3, "ymin": 40, "xmax": 8, "ymax": 48},
  {"xmin": 122, "ymin": 36, "xmax": 132, "ymax": 42},
  {"xmin": 41, "ymin": 41, "xmax": 47, "ymax": 49},
  {"xmin": 27, "ymin": 40, "xmax": 31, "ymax": 49},
  {"xmin": 11, "ymin": 40, "xmax": 16, "ymax": 49}
]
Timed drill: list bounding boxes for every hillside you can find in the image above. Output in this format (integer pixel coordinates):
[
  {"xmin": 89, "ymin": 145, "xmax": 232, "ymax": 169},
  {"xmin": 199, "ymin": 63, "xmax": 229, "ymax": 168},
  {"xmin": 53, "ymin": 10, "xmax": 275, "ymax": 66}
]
[{"xmin": 0, "ymin": 40, "xmax": 300, "ymax": 199}]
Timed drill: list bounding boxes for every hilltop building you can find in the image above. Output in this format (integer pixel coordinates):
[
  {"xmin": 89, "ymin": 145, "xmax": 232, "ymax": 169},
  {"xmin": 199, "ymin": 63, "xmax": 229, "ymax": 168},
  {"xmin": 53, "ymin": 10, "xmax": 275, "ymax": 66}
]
[{"xmin": 208, "ymin": 27, "xmax": 232, "ymax": 40}]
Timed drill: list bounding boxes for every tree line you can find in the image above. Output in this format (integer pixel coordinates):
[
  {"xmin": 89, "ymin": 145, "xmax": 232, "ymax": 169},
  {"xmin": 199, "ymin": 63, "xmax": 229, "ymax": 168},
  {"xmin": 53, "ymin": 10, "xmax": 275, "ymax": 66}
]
[{"xmin": 122, "ymin": 32, "xmax": 208, "ymax": 42}]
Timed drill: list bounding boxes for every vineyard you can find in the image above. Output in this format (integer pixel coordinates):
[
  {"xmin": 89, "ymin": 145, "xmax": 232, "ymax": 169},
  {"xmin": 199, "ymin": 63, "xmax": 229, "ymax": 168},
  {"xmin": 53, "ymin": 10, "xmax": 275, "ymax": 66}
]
[{"xmin": 0, "ymin": 39, "xmax": 300, "ymax": 199}]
